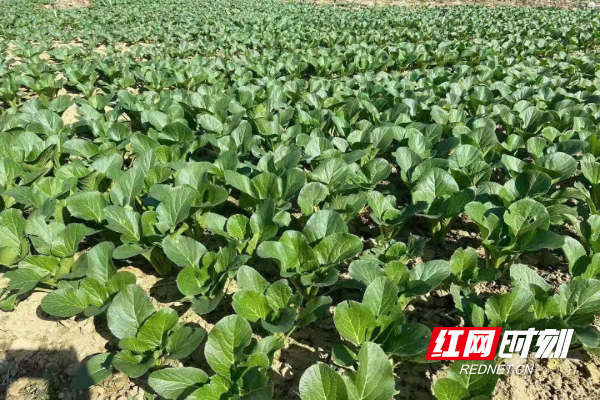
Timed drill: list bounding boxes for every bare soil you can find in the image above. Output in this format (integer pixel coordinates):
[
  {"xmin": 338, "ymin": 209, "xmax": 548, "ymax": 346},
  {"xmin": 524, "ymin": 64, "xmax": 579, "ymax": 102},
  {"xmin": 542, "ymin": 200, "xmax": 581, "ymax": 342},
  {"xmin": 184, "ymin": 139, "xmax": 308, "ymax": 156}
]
[
  {"xmin": 0, "ymin": 292, "xmax": 116, "ymax": 399},
  {"xmin": 43, "ymin": 0, "xmax": 90, "ymax": 10},
  {"xmin": 492, "ymin": 353, "xmax": 600, "ymax": 399},
  {"xmin": 2, "ymin": 220, "xmax": 600, "ymax": 399}
]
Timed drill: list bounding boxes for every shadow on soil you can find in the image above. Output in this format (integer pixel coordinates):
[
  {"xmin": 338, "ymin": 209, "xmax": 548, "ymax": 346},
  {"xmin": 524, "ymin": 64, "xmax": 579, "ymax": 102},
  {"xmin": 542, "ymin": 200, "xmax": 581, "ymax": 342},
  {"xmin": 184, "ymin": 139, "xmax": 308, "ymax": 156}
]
[{"xmin": 0, "ymin": 349, "xmax": 90, "ymax": 400}]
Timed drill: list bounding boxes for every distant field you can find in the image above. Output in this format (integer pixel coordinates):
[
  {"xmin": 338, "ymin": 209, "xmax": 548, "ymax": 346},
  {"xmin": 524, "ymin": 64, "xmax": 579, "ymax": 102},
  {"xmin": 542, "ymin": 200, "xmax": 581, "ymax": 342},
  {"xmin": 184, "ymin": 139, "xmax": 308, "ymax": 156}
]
[{"xmin": 302, "ymin": 0, "xmax": 586, "ymax": 8}]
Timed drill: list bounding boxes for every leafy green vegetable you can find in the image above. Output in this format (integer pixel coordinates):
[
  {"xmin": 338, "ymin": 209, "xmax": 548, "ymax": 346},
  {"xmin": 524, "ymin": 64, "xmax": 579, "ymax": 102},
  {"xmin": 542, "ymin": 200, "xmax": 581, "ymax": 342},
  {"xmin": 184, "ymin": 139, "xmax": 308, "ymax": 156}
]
[{"xmin": 1, "ymin": 1, "xmax": 598, "ymax": 398}]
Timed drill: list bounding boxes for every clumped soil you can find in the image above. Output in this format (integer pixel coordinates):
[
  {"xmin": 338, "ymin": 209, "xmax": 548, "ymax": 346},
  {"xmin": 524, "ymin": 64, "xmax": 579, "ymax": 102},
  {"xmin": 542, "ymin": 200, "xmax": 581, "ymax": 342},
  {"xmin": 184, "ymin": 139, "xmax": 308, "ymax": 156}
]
[
  {"xmin": 42, "ymin": 0, "xmax": 90, "ymax": 9},
  {"xmin": 2, "ymin": 219, "xmax": 599, "ymax": 399},
  {"xmin": 0, "ymin": 292, "xmax": 115, "ymax": 399},
  {"xmin": 492, "ymin": 353, "xmax": 600, "ymax": 399}
]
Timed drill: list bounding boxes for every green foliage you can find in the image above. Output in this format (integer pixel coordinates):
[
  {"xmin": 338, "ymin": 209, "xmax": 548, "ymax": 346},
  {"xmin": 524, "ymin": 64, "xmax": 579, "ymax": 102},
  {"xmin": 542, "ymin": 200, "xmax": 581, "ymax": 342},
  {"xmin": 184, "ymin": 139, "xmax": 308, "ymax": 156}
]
[
  {"xmin": 72, "ymin": 284, "xmax": 205, "ymax": 387},
  {"xmin": 148, "ymin": 315, "xmax": 283, "ymax": 399},
  {"xmin": 299, "ymin": 342, "xmax": 396, "ymax": 400},
  {"xmin": 1, "ymin": 1, "xmax": 600, "ymax": 399}
]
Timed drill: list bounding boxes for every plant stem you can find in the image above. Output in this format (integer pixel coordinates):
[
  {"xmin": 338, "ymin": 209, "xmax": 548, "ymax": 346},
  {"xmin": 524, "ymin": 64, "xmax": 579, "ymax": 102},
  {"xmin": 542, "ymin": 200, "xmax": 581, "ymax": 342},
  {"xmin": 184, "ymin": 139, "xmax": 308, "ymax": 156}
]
[
  {"xmin": 223, "ymin": 278, "xmax": 233, "ymax": 294},
  {"xmin": 501, "ymin": 254, "xmax": 520, "ymax": 276},
  {"xmin": 174, "ymin": 222, "xmax": 189, "ymax": 236},
  {"xmin": 430, "ymin": 220, "xmax": 447, "ymax": 244},
  {"xmin": 135, "ymin": 196, "xmax": 144, "ymax": 210},
  {"xmin": 284, "ymin": 326, "xmax": 297, "ymax": 342},
  {"xmin": 592, "ymin": 184, "xmax": 600, "ymax": 214},
  {"xmin": 290, "ymin": 276, "xmax": 306, "ymax": 297}
]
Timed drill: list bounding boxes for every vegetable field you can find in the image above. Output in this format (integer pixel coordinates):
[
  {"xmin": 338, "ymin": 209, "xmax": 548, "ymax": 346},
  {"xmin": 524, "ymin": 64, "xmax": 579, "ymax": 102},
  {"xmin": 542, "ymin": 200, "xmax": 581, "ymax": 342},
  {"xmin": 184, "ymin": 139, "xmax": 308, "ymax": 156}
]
[{"xmin": 1, "ymin": 0, "xmax": 600, "ymax": 399}]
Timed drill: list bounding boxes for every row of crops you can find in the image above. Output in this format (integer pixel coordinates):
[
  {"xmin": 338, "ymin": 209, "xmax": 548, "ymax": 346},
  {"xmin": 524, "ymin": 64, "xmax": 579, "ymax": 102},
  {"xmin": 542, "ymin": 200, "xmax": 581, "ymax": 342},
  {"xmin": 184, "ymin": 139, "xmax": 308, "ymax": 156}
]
[{"xmin": 1, "ymin": 0, "xmax": 600, "ymax": 398}]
